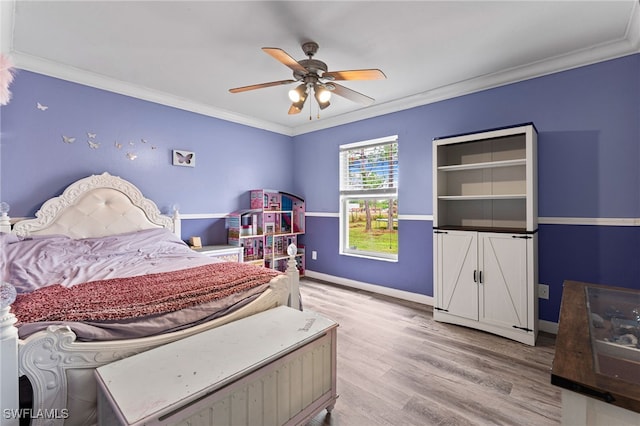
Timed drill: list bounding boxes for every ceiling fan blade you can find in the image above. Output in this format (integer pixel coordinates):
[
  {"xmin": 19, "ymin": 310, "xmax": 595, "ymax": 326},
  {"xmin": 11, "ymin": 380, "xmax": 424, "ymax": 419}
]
[
  {"xmin": 262, "ymin": 48, "xmax": 308, "ymax": 74},
  {"xmin": 323, "ymin": 69, "xmax": 386, "ymax": 81},
  {"xmin": 330, "ymin": 83, "xmax": 375, "ymax": 106},
  {"xmin": 229, "ymin": 79, "xmax": 296, "ymax": 93}
]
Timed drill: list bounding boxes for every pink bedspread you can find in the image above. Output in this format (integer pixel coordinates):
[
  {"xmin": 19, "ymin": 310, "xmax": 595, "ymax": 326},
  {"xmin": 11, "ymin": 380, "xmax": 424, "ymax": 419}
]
[{"xmin": 12, "ymin": 262, "xmax": 279, "ymax": 324}]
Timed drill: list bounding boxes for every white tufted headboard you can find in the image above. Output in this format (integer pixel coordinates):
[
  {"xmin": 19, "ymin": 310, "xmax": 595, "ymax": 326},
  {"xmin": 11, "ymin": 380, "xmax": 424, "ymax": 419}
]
[{"xmin": 12, "ymin": 172, "xmax": 179, "ymax": 239}]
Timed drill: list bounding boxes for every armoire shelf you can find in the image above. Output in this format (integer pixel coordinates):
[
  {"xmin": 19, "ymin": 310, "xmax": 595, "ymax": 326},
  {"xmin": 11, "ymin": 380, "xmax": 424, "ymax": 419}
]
[
  {"xmin": 437, "ymin": 158, "xmax": 526, "ymax": 172},
  {"xmin": 433, "ymin": 123, "xmax": 536, "ymax": 231},
  {"xmin": 437, "ymin": 194, "xmax": 526, "ymax": 200}
]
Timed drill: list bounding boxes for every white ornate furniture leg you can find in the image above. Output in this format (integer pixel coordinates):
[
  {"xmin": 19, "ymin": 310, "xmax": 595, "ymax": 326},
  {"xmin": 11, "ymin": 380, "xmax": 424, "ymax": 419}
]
[
  {"xmin": 286, "ymin": 244, "xmax": 301, "ymax": 310},
  {"xmin": 1, "ymin": 283, "xmax": 19, "ymax": 426},
  {"xmin": 0, "ymin": 203, "xmax": 11, "ymax": 233},
  {"xmin": 172, "ymin": 208, "xmax": 181, "ymax": 239}
]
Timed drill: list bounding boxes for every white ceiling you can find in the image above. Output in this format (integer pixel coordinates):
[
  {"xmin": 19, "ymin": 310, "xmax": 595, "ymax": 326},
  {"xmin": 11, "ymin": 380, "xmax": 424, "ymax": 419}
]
[{"xmin": 2, "ymin": 1, "xmax": 639, "ymax": 136}]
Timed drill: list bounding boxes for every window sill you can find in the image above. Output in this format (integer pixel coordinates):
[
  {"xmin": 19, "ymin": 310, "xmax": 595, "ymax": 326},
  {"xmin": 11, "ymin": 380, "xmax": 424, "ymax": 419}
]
[{"xmin": 339, "ymin": 251, "xmax": 398, "ymax": 263}]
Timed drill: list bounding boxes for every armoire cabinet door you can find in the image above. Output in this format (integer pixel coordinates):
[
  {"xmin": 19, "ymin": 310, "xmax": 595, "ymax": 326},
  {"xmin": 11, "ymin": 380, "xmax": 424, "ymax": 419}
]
[
  {"xmin": 434, "ymin": 230, "xmax": 478, "ymax": 321},
  {"xmin": 478, "ymin": 233, "xmax": 529, "ymax": 330}
]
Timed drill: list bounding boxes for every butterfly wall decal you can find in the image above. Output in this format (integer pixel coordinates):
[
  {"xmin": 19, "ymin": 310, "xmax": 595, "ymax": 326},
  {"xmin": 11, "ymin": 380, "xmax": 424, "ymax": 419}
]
[
  {"xmin": 172, "ymin": 150, "xmax": 195, "ymax": 167},
  {"xmin": 36, "ymin": 102, "xmax": 48, "ymax": 111},
  {"xmin": 126, "ymin": 152, "xmax": 137, "ymax": 160},
  {"xmin": 176, "ymin": 152, "xmax": 192, "ymax": 164},
  {"xmin": 88, "ymin": 140, "xmax": 100, "ymax": 149},
  {"xmin": 87, "ymin": 132, "xmax": 96, "ymax": 139},
  {"xmin": 62, "ymin": 135, "xmax": 76, "ymax": 144}
]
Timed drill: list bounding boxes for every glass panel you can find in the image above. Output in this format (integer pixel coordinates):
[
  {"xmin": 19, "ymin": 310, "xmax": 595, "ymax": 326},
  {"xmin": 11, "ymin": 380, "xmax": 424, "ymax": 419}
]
[
  {"xmin": 344, "ymin": 198, "xmax": 398, "ymax": 256},
  {"xmin": 586, "ymin": 286, "xmax": 640, "ymax": 385}
]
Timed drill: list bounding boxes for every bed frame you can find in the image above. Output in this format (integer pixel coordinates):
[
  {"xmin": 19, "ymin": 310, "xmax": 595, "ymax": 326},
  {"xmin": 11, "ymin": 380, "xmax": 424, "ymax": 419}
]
[{"xmin": 0, "ymin": 172, "xmax": 300, "ymax": 426}]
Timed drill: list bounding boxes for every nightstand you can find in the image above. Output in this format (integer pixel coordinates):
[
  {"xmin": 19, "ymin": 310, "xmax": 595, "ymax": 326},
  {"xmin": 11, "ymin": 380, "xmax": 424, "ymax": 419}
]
[{"xmin": 192, "ymin": 245, "xmax": 244, "ymax": 262}]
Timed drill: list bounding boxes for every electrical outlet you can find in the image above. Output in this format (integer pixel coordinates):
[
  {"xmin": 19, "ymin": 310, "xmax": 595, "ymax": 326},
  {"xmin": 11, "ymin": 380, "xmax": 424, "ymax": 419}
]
[
  {"xmin": 311, "ymin": 250, "xmax": 317, "ymax": 260},
  {"xmin": 538, "ymin": 283, "xmax": 549, "ymax": 300}
]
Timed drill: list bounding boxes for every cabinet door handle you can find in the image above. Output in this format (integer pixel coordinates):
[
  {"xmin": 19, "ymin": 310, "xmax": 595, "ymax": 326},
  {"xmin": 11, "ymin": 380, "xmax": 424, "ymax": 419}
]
[
  {"xmin": 473, "ymin": 270, "xmax": 477, "ymax": 283},
  {"xmin": 479, "ymin": 271, "xmax": 483, "ymax": 284}
]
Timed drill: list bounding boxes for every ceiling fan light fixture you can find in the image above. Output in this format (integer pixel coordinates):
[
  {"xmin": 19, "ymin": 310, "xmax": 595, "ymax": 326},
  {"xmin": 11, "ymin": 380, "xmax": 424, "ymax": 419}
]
[
  {"xmin": 290, "ymin": 92, "xmax": 308, "ymax": 114},
  {"xmin": 315, "ymin": 85, "xmax": 331, "ymax": 102},
  {"xmin": 314, "ymin": 84, "xmax": 331, "ymax": 109},
  {"xmin": 288, "ymin": 84, "xmax": 307, "ymax": 102}
]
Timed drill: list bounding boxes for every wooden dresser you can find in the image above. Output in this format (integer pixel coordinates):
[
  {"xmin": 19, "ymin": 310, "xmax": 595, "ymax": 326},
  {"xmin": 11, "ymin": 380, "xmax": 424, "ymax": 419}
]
[
  {"xmin": 552, "ymin": 280, "xmax": 640, "ymax": 425},
  {"xmin": 96, "ymin": 306, "xmax": 338, "ymax": 425}
]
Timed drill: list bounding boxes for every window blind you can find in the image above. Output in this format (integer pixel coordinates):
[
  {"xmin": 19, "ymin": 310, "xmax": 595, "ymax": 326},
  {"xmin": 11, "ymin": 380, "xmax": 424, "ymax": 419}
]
[{"xmin": 340, "ymin": 137, "xmax": 398, "ymax": 196}]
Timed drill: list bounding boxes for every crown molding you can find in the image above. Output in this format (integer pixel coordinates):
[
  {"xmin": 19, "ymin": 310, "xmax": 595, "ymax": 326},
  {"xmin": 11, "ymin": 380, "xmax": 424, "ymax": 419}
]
[
  {"xmin": 0, "ymin": 0, "xmax": 15, "ymax": 53},
  {"xmin": 626, "ymin": 0, "xmax": 640, "ymax": 51},
  {"xmin": 10, "ymin": 52, "xmax": 295, "ymax": 137},
  {"xmin": 291, "ymin": 30, "xmax": 640, "ymax": 135},
  {"xmin": 4, "ymin": 0, "xmax": 639, "ymax": 138}
]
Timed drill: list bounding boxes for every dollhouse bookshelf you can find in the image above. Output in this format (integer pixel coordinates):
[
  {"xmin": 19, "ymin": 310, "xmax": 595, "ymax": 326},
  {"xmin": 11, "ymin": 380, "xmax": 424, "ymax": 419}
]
[{"xmin": 227, "ymin": 190, "xmax": 305, "ymax": 276}]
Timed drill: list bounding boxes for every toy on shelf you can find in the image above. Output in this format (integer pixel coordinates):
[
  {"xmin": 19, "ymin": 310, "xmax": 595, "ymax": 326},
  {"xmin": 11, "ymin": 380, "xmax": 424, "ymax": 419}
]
[{"xmin": 227, "ymin": 190, "xmax": 305, "ymax": 275}]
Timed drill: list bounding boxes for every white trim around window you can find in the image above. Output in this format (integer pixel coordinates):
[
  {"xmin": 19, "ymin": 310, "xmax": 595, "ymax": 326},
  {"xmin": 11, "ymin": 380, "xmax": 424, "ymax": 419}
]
[{"xmin": 339, "ymin": 135, "xmax": 399, "ymax": 261}]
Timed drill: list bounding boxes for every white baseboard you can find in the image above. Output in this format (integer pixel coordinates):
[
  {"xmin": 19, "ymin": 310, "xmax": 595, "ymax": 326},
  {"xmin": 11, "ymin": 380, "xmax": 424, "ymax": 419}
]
[
  {"xmin": 304, "ymin": 270, "xmax": 559, "ymax": 335},
  {"xmin": 304, "ymin": 270, "xmax": 434, "ymax": 305},
  {"xmin": 538, "ymin": 319, "xmax": 559, "ymax": 335}
]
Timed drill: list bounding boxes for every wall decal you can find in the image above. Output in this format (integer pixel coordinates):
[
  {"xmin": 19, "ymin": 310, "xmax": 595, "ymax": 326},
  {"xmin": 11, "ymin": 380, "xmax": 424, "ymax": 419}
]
[
  {"xmin": 126, "ymin": 152, "xmax": 137, "ymax": 160},
  {"xmin": 62, "ymin": 136, "xmax": 76, "ymax": 144},
  {"xmin": 87, "ymin": 132, "xmax": 96, "ymax": 139},
  {"xmin": 87, "ymin": 140, "xmax": 100, "ymax": 149},
  {"xmin": 114, "ymin": 141, "xmax": 122, "ymax": 149},
  {"xmin": 36, "ymin": 102, "xmax": 48, "ymax": 111},
  {"xmin": 173, "ymin": 150, "xmax": 195, "ymax": 167}
]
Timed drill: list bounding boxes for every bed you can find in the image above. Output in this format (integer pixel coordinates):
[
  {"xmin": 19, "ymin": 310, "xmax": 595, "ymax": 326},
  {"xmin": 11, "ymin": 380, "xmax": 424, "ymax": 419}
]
[{"xmin": 0, "ymin": 172, "xmax": 298, "ymax": 426}]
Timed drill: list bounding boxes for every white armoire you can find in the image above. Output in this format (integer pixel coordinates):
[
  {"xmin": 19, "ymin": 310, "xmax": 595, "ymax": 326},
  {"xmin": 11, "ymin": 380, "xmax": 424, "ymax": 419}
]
[{"xmin": 432, "ymin": 123, "xmax": 538, "ymax": 345}]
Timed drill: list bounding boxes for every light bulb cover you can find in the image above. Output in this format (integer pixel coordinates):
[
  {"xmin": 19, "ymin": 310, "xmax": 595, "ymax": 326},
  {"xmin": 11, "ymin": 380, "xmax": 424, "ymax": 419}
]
[
  {"xmin": 0, "ymin": 201, "xmax": 9, "ymax": 214},
  {"xmin": 316, "ymin": 87, "xmax": 331, "ymax": 103},
  {"xmin": 314, "ymin": 85, "xmax": 331, "ymax": 110},
  {"xmin": 288, "ymin": 89, "xmax": 300, "ymax": 102},
  {"xmin": 288, "ymin": 84, "xmax": 307, "ymax": 102}
]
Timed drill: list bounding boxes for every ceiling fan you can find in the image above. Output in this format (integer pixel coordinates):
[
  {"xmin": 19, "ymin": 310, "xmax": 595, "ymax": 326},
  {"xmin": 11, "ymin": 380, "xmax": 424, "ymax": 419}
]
[{"xmin": 229, "ymin": 41, "xmax": 386, "ymax": 115}]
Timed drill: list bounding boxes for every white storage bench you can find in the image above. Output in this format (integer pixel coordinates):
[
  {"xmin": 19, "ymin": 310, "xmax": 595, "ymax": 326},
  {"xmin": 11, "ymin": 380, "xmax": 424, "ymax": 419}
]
[{"xmin": 95, "ymin": 306, "xmax": 338, "ymax": 425}]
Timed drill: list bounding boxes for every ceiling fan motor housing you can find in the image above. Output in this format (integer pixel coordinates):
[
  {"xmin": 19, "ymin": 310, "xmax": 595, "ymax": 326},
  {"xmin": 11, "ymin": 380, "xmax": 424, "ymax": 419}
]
[{"xmin": 294, "ymin": 59, "xmax": 328, "ymax": 81}]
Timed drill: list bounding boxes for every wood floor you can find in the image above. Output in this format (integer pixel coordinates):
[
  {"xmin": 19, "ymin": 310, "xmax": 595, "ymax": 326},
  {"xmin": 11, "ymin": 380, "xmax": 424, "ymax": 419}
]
[{"xmin": 301, "ymin": 278, "xmax": 561, "ymax": 426}]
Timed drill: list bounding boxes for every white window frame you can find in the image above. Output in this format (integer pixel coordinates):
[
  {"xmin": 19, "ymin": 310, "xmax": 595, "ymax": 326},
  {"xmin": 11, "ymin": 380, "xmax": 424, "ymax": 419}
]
[{"xmin": 339, "ymin": 135, "xmax": 398, "ymax": 262}]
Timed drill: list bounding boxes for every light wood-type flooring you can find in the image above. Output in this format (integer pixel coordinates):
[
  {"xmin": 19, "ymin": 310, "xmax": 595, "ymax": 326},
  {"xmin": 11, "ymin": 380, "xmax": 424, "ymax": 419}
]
[{"xmin": 301, "ymin": 278, "xmax": 561, "ymax": 426}]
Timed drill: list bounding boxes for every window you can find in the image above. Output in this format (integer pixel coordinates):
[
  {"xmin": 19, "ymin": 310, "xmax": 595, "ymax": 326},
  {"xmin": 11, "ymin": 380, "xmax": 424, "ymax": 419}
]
[{"xmin": 339, "ymin": 135, "xmax": 398, "ymax": 261}]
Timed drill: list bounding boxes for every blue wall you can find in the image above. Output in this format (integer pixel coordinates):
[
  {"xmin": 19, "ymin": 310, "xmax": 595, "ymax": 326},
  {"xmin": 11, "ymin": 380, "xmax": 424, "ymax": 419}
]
[
  {"xmin": 0, "ymin": 70, "xmax": 293, "ymax": 221},
  {"xmin": 1, "ymin": 54, "xmax": 639, "ymax": 324},
  {"xmin": 293, "ymin": 53, "xmax": 640, "ymax": 323}
]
